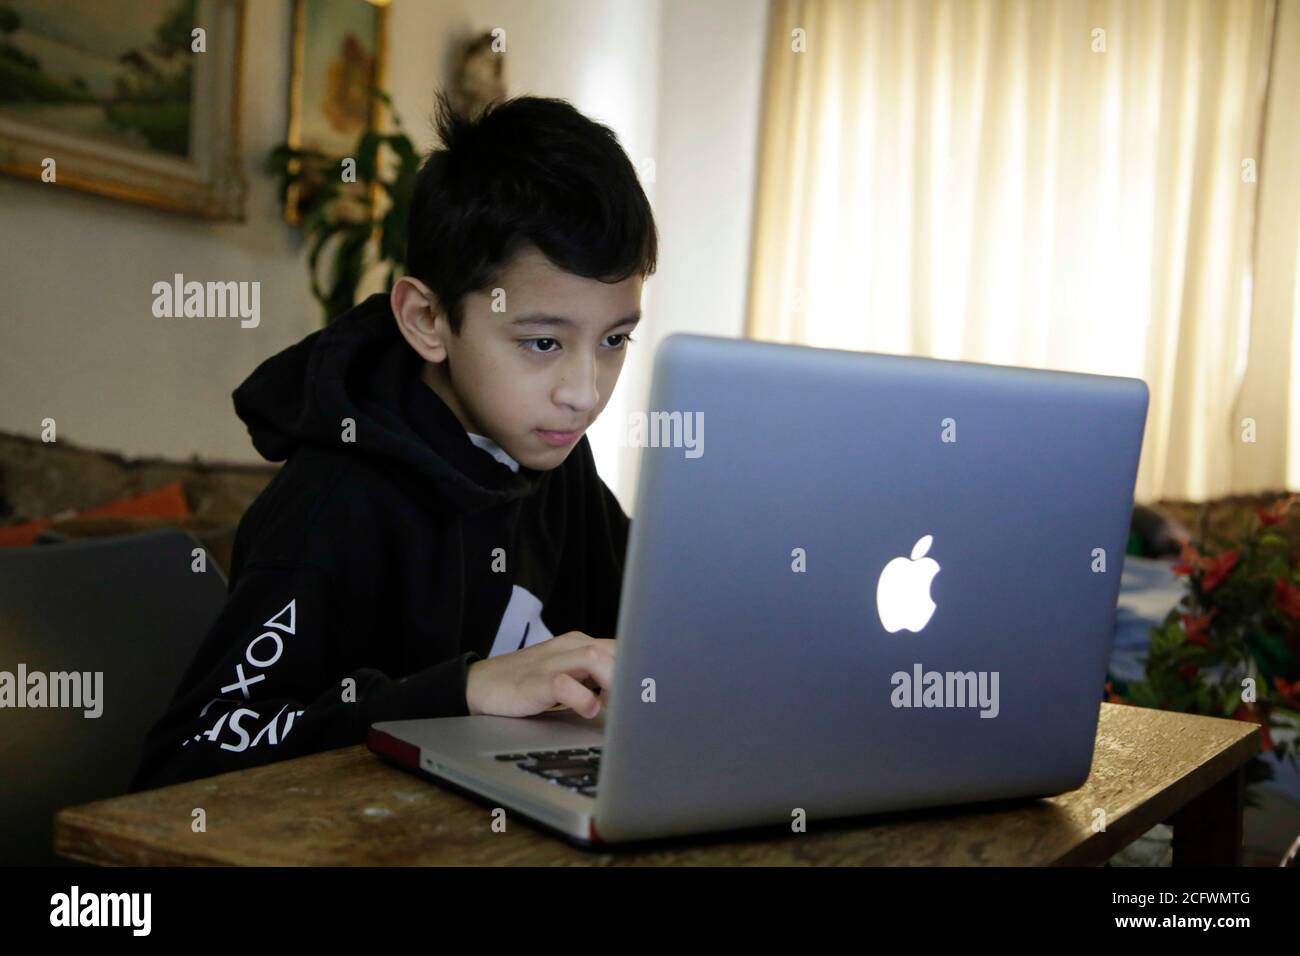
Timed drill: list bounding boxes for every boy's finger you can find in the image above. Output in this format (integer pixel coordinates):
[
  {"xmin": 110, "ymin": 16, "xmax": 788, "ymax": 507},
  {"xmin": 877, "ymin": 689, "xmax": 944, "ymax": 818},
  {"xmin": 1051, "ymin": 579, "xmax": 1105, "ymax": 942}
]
[
  {"xmin": 551, "ymin": 646, "xmax": 615, "ymax": 692},
  {"xmin": 551, "ymin": 672, "xmax": 601, "ymax": 718}
]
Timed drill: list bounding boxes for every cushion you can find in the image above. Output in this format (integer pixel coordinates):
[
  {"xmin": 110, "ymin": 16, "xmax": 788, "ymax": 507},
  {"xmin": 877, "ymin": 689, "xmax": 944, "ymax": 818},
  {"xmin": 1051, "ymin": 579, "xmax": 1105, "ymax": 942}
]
[{"xmin": 0, "ymin": 481, "xmax": 191, "ymax": 547}]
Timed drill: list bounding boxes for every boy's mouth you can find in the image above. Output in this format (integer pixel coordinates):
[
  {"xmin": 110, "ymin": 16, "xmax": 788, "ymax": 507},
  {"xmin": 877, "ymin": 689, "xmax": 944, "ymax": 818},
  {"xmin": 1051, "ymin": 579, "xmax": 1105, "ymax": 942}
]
[{"xmin": 535, "ymin": 428, "xmax": 581, "ymax": 447}]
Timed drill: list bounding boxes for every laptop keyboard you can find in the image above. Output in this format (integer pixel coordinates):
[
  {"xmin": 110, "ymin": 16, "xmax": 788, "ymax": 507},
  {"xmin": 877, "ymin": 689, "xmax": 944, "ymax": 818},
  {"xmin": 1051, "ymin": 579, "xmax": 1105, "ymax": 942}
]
[{"xmin": 494, "ymin": 746, "xmax": 601, "ymax": 798}]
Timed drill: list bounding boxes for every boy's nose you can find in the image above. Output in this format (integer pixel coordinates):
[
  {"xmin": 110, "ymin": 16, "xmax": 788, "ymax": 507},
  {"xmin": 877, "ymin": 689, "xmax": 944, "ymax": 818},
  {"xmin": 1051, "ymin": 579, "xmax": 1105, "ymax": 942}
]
[{"xmin": 554, "ymin": 359, "xmax": 600, "ymax": 413}]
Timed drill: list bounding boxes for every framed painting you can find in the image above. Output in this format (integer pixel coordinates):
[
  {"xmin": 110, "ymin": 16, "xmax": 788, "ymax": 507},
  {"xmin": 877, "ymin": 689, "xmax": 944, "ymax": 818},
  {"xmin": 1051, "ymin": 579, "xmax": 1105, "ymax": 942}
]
[
  {"xmin": 284, "ymin": 0, "xmax": 387, "ymax": 225},
  {"xmin": 0, "ymin": 0, "xmax": 246, "ymax": 220}
]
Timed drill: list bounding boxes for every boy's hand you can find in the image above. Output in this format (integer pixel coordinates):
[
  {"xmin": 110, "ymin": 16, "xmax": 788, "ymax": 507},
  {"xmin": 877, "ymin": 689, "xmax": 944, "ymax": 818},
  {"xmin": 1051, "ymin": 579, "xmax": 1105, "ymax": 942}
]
[{"xmin": 465, "ymin": 632, "xmax": 615, "ymax": 719}]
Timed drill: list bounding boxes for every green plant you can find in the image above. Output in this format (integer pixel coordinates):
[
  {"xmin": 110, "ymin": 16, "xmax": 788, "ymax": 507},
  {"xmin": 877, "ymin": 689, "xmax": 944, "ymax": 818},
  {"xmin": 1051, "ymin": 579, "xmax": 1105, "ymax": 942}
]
[
  {"xmin": 265, "ymin": 88, "xmax": 420, "ymax": 323},
  {"xmin": 1110, "ymin": 495, "xmax": 1300, "ymax": 804}
]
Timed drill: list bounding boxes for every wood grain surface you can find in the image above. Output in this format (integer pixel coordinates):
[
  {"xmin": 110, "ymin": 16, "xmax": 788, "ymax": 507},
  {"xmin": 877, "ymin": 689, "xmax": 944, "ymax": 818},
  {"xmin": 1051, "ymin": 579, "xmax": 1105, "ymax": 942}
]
[{"xmin": 53, "ymin": 703, "xmax": 1258, "ymax": 866}]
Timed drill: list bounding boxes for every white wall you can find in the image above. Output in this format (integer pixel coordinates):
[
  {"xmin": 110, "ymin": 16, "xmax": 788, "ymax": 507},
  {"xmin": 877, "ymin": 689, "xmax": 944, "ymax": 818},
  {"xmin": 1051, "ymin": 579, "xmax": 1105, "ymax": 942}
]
[
  {"xmin": 0, "ymin": 0, "xmax": 768, "ymax": 515},
  {"xmin": 594, "ymin": 0, "xmax": 767, "ymax": 510}
]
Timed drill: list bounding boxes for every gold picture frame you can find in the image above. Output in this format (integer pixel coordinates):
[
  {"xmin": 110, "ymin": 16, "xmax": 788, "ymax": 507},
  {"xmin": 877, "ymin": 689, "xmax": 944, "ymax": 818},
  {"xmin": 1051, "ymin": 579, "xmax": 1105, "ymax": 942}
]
[
  {"xmin": 0, "ymin": 0, "xmax": 247, "ymax": 220},
  {"xmin": 284, "ymin": 0, "xmax": 388, "ymax": 226}
]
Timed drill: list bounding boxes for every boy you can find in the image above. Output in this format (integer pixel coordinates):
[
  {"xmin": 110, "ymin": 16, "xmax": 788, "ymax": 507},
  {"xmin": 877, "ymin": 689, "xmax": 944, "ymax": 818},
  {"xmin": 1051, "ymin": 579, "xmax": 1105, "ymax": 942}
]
[{"xmin": 129, "ymin": 93, "xmax": 656, "ymax": 791}]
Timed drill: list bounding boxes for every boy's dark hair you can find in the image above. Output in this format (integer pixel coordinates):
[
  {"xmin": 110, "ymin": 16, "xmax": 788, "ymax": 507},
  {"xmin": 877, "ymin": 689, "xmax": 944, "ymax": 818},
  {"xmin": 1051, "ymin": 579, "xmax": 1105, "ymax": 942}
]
[{"xmin": 406, "ymin": 92, "xmax": 658, "ymax": 334}]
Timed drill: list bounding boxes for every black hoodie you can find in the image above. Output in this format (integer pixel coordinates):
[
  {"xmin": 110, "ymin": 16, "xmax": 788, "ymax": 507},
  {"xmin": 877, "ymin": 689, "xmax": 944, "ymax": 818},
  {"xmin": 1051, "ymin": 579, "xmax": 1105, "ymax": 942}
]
[{"xmin": 129, "ymin": 293, "xmax": 630, "ymax": 792}]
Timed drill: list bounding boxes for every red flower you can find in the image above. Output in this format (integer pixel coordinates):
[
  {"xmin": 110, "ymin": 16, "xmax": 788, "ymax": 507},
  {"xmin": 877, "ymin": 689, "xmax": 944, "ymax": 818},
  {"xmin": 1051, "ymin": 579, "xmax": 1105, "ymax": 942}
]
[
  {"xmin": 1200, "ymin": 550, "xmax": 1239, "ymax": 591},
  {"xmin": 1171, "ymin": 542, "xmax": 1240, "ymax": 590},
  {"xmin": 1275, "ymin": 578, "xmax": 1300, "ymax": 620},
  {"xmin": 1274, "ymin": 677, "xmax": 1300, "ymax": 708},
  {"xmin": 1177, "ymin": 663, "xmax": 1199, "ymax": 681},
  {"xmin": 1231, "ymin": 704, "xmax": 1275, "ymax": 751},
  {"xmin": 1104, "ymin": 681, "xmax": 1124, "ymax": 704},
  {"xmin": 1181, "ymin": 609, "xmax": 1217, "ymax": 646},
  {"xmin": 1257, "ymin": 494, "xmax": 1299, "ymax": 527},
  {"xmin": 1172, "ymin": 541, "xmax": 1200, "ymax": 576}
]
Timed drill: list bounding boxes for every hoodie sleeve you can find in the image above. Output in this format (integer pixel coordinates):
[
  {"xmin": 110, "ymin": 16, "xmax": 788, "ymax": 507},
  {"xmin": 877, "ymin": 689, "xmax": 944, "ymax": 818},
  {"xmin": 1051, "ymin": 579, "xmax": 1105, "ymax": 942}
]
[{"xmin": 129, "ymin": 561, "xmax": 479, "ymax": 792}]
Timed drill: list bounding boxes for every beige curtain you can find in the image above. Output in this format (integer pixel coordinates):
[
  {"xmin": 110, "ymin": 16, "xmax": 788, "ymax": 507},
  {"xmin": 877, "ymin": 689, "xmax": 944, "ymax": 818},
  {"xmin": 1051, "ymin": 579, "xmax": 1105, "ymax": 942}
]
[{"xmin": 746, "ymin": 0, "xmax": 1300, "ymax": 503}]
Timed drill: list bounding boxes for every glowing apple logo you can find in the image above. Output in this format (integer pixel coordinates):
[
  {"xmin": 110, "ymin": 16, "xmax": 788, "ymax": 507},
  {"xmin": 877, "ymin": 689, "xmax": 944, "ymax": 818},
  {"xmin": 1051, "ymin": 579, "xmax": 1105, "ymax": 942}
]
[{"xmin": 876, "ymin": 534, "xmax": 940, "ymax": 633}]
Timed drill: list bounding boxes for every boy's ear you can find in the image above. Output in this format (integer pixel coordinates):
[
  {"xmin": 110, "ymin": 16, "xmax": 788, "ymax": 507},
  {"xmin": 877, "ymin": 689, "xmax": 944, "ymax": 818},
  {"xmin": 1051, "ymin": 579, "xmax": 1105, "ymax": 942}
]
[{"xmin": 391, "ymin": 276, "xmax": 450, "ymax": 363}]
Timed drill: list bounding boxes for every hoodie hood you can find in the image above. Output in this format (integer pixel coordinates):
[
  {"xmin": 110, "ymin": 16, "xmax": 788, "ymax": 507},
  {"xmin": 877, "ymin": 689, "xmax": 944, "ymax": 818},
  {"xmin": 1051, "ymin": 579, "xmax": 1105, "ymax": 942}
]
[{"xmin": 232, "ymin": 292, "xmax": 548, "ymax": 515}]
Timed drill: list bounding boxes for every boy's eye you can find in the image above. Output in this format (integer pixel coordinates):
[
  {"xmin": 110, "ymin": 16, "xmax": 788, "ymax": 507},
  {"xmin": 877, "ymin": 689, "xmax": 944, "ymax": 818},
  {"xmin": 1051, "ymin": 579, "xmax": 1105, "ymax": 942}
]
[
  {"xmin": 519, "ymin": 333, "xmax": 635, "ymax": 354},
  {"xmin": 521, "ymin": 337, "xmax": 560, "ymax": 354}
]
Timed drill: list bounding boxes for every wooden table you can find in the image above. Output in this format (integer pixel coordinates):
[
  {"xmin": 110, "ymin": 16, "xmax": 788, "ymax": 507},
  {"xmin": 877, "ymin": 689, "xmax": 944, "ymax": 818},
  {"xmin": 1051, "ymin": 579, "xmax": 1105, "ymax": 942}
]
[{"xmin": 54, "ymin": 703, "xmax": 1258, "ymax": 866}]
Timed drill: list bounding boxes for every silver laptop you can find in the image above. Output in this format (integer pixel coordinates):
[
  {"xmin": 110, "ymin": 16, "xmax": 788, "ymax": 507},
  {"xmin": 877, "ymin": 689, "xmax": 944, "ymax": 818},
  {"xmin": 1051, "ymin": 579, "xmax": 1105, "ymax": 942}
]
[{"xmin": 369, "ymin": 333, "xmax": 1149, "ymax": 846}]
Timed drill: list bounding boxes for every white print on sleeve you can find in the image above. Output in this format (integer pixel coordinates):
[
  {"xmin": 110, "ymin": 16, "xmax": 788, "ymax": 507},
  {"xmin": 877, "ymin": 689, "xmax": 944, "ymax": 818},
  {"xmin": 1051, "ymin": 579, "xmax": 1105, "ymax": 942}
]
[
  {"xmin": 181, "ymin": 597, "xmax": 303, "ymax": 753},
  {"xmin": 487, "ymin": 584, "xmax": 555, "ymax": 658},
  {"xmin": 218, "ymin": 598, "xmax": 296, "ymax": 698},
  {"xmin": 183, "ymin": 700, "xmax": 306, "ymax": 753}
]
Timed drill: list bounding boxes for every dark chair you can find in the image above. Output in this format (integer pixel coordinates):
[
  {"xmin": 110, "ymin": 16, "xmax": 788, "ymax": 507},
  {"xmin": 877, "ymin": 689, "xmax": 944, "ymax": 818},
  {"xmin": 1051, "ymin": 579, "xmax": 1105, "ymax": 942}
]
[{"xmin": 0, "ymin": 529, "xmax": 228, "ymax": 864}]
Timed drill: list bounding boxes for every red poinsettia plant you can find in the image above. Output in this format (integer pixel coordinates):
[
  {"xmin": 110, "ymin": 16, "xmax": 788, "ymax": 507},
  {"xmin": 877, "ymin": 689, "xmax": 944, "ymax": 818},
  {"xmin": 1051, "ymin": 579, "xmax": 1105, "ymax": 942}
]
[{"xmin": 1112, "ymin": 494, "xmax": 1300, "ymax": 800}]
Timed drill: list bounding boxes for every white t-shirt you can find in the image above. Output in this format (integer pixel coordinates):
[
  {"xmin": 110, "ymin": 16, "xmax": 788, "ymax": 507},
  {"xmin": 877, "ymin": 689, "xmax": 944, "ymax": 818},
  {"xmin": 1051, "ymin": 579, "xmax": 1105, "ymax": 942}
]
[{"xmin": 467, "ymin": 432, "xmax": 520, "ymax": 473}]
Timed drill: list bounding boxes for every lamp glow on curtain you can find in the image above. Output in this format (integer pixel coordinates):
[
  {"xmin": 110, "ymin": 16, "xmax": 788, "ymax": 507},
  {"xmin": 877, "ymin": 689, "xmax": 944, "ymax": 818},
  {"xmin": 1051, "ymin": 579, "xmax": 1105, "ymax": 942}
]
[{"xmin": 746, "ymin": 0, "xmax": 1300, "ymax": 503}]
